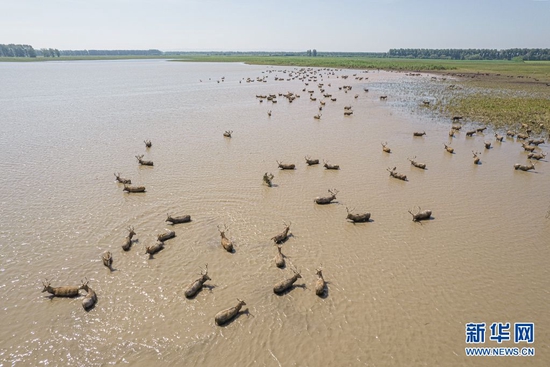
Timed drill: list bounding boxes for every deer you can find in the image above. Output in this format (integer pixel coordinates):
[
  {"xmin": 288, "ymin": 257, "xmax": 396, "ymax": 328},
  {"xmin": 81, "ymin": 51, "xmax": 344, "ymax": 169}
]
[
  {"xmin": 495, "ymin": 133, "xmax": 504, "ymax": 142},
  {"xmin": 408, "ymin": 207, "xmax": 432, "ymax": 222},
  {"xmin": 277, "ymin": 161, "xmax": 295, "ymax": 170},
  {"xmin": 345, "ymin": 207, "xmax": 371, "ymax": 223},
  {"xmin": 314, "ymin": 189, "xmax": 338, "ymax": 205},
  {"xmin": 184, "ymin": 264, "xmax": 211, "ymax": 298},
  {"xmin": 521, "ymin": 143, "xmax": 536, "ymax": 152},
  {"xmin": 123, "ymin": 184, "xmax": 146, "ymax": 193},
  {"xmin": 144, "ymin": 140, "xmax": 152, "ymax": 148},
  {"xmin": 344, "ymin": 111, "xmax": 353, "ymax": 116},
  {"xmin": 313, "ymin": 113, "xmax": 322, "ymax": 120},
  {"xmin": 314, "ymin": 268, "xmax": 326, "ymax": 297},
  {"xmin": 476, "ymin": 127, "xmax": 487, "ymax": 133},
  {"xmin": 514, "ymin": 161, "xmax": 535, "ymax": 171},
  {"xmin": 145, "ymin": 241, "xmax": 164, "ymax": 258},
  {"xmin": 408, "ymin": 156, "xmax": 426, "ymax": 169},
  {"xmin": 516, "ymin": 133, "xmax": 529, "ymax": 140},
  {"xmin": 465, "ymin": 130, "xmax": 476, "ymax": 137},
  {"xmin": 452, "ymin": 116, "xmax": 463, "ymax": 122},
  {"xmin": 444, "ymin": 143, "xmax": 454, "ymax": 154},
  {"xmin": 223, "ymin": 130, "xmax": 233, "ymax": 138},
  {"xmin": 380, "ymin": 95, "xmax": 387, "ymax": 100},
  {"xmin": 157, "ymin": 229, "xmax": 176, "ymax": 242},
  {"xmin": 122, "ymin": 226, "xmax": 136, "ymax": 251},
  {"xmin": 263, "ymin": 172, "xmax": 274, "ymax": 187},
  {"xmin": 271, "ymin": 221, "xmax": 291, "ymax": 244},
  {"xmin": 413, "ymin": 131, "xmax": 426, "ymax": 137},
  {"xmin": 323, "ymin": 160, "xmax": 340, "ymax": 170},
  {"xmin": 381, "ymin": 142, "xmax": 391, "ymax": 153},
  {"xmin": 422, "ymin": 101, "xmax": 430, "ymax": 106},
  {"xmin": 527, "ymin": 151, "xmax": 546, "ymax": 160},
  {"xmin": 449, "ymin": 129, "xmax": 455, "ymax": 138},
  {"xmin": 267, "ymin": 110, "xmax": 272, "ymax": 117},
  {"xmin": 304, "ymin": 156, "xmax": 319, "ymax": 165},
  {"xmin": 114, "ymin": 173, "xmax": 131, "ymax": 184},
  {"xmin": 344, "ymin": 105, "xmax": 352, "ymax": 110},
  {"xmin": 484, "ymin": 141, "xmax": 492, "ymax": 149},
  {"xmin": 135, "ymin": 155, "xmax": 153, "ymax": 166},
  {"xmin": 102, "ymin": 251, "xmax": 113, "ymax": 271},
  {"xmin": 218, "ymin": 225, "xmax": 233, "ymax": 252},
  {"xmin": 273, "ymin": 268, "xmax": 302, "ymax": 294},
  {"xmin": 528, "ymin": 138, "xmax": 545, "ymax": 146},
  {"xmin": 80, "ymin": 279, "xmax": 97, "ymax": 311},
  {"xmin": 166, "ymin": 214, "xmax": 191, "ymax": 224},
  {"xmin": 274, "ymin": 245, "xmax": 286, "ymax": 268},
  {"xmin": 41, "ymin": 279, "xmax": 82, "ymax": 298},
  {"xmin": 387, "ymin": 167, "xmax": 407, "ymax": 181},
  {"xmin": 214, "ymin": 299, "xmax": 247, "ymax": 326},
  {"xmin": 506, "ymin": 130, "xmax": 516, "ymax": 138},
  {"xmin": 472, "ymin": 151, "xmax": 481, "ymax": 165}
]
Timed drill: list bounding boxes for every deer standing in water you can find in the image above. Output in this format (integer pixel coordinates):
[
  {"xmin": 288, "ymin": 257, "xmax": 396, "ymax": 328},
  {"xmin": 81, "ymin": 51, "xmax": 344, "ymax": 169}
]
[
  {"xmin": 122, "ymin": 226, "xmax": 136, "ymax": 251},
  {"xmin": 214, "ymin": 299, "xmax": 247, "ymax": 326},
  {"xmin": 184, "ymin": 265, "xmax": 211, "ymax": 298},
  {"xmin": 41, "ymin": 279, "xmax": 81, "ymax": 298},
  {"xmin": 218, "ymin": 225, "xmax": 234, "ymax": 252},
  {"xmin": 80, "ymin": 279, "xmax": 97, "ymax": 311},
  {"xmin": 314, "ymin": 268, "xmax": 326, "ymax": 296}
]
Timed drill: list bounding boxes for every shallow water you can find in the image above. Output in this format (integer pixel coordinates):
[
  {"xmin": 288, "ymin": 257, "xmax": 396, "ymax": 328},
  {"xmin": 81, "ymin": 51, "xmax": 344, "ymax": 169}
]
[{"xmin": 0, "ymin": 60, "xmax": 548, "ymax": 366}]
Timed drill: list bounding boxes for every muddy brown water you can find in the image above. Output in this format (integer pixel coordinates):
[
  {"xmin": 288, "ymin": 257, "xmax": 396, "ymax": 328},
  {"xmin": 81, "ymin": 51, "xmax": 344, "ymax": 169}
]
[{"xmin": 0, "ymin": 60, "xmax": 548, "ymax": 366}]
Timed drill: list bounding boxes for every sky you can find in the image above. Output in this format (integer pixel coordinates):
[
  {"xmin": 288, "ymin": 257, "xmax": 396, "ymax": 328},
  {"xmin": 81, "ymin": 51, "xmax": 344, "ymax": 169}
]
[{"xmin": 1, "ymin": 0, "xmax": 549, "ymax": 52}]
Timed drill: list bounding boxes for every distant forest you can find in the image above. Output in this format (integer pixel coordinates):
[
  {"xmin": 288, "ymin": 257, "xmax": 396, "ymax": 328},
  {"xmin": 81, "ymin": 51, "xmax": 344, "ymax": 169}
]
[{"xmin": 2, "ymin": 43, "xmax": 550, "ymax": 61}]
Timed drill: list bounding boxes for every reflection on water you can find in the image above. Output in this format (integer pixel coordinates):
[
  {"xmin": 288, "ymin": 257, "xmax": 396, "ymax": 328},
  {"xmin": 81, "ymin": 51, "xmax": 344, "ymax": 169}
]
[{"xmin": 0, "ymin": 60, "xmax": 548, "ymax": 366}]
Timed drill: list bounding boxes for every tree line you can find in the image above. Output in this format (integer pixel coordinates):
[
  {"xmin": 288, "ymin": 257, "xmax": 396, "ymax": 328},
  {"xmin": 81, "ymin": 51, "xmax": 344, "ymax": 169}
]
[
  {"xmin": 387, "ymin": 48, "xmax": 550, "ymax": 61},
  {"xmin": 0, "ymin": 44, "xmax": 62, "ymax": 58}
]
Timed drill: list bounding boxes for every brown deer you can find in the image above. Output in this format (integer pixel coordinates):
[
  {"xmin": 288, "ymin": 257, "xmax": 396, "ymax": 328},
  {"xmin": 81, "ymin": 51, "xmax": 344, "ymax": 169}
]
[
  {"xmin": 215, "ymin": 299, "xmax": 247, "ymax": 326},
  {"xmin": 223, "ymin": 130, "xmax": 233, "ymax": 138},
  {"xmin": 114, "ymin": 173, "xmax": 131, "ymax": 184},
  {"xmin": 444, "ymin": 143, "xmax": 454, "ymax": 153},
  {"xmin": 102, "ymin": 251, "xmax": 113, "ymax": 271},
  {"xmin": 465, "ymin": 130, "xmax": 476, "ymax": 137},
  {"xmin": 218, "ymin": 225, "xmax": 234, "ymax": 252},
  {"xmin": 484, "ymin": 141, "xmax": 492, "ymax": 149},
  {"xmin": 273, "ymin": 268, "xmax": 302, "ymax": 294},
  {"xmin": 521, "ymin": 143, "xmax": 536, "ymax": 152},
  {"xmin": 314, "ymin": 268, "xmax": 326, "ymax": 297},
  {"xmin": 41, "ymin": 279, "xmax": 81, "ymax": 298},
  {"xmin": 123, "ymin": 184, "xmax": 146, "ymax": 193},
  {"xmin": 413, "ymin": 131, "xmax": 426, "ymax": 137},
  {"xmin": 267, "ymin": 110, "xmax": 272, "ymax": 117},
  {"xmin": 387, "ymin": 167, "xmax": 407, "ymax": 181},
  {"xmin": 514, "ymin": 161, "xmax": 535, "ymax": 171},
  {"xmin": 516, "ymin": 133, "xmax": 529, "ymax": 140},
  {"xmin": 274, "ymin": 245, "xmax": 286, "ymax": 268},
  {"xmin": 495, "ymin": 133, "xmax": 504, "ymax": 142},
  {"xmin": 344, "ymin": 105, "xmax": 352, "ymax": 110},
  {"xmin": 472, "ymin": 151, "xmax": 481, "ymax": 165},
  {"xmin": 277, "ymin": 161, "xmax": 295, "ymax": 170},
  {"xmin": 263, "ymin": 172, "xmax": 274, "ymax": 187},
  {"xmin": 157, "ymin": 229, "xmax": 176, "ymax": 242},
  {"xmin": 271, "ymin": 221, "xmax": 291, "ymax": 244},
  {"xmin": 344, "ymin": 111, "xmax": 353, "ymax": 116},
  {"xmin": 380, "ymin": 95, "xmax": 387, "ymax": 100},
  {"xmin": 506, "ymin": 130, "xmax": 516, "ymax": 138},
  {"xmin": 304, "ymin": 156, "xmax": 319, "ymax": 165},
  {"xmin": 408, "ymin": 156, "xmax": 426, "ymax": 169},
  {"xmin": 185, "ymin": 264, "xmax": 211, "ymax": 298},
  {"xmin": 449, "ymin": 129, "xmax": 455, "ymax": 138},
  {"xmin": 323, "ymin": 160, "xmax": 340, "ymax": 170},
  {"xmin": 313, "ymin": 113, "xmax": 322, "ymax": 120},
  {"xmin": 346, "ymin": 207, "xmax": 371, "ymax": 223},
  {"xmin": 527, "ymin": 152, "xmax": 546, "ymax": 160},
  {"xmin": 145, "ymin": 241, "xmax": 164, "ymax": 258},
  {"xmin": 381, "ymin": 142, "xmax": 391, "ymax": 153},
  {"xmin": 314, "ymin": 189, "xmax": 338, "ymax": 205},
  {"xmin": 144, "ymin": 140, "xmax": 152, "ymax": 148},
  {"xmin": 408, "ymin": 207, "xmax": 432, "ymax": 222},
  {"xmin": 476, "ymin": 127, "xmax": 487, "ymax": 133},
  {"xmin": 166, "ymin": 214, "xmax": 191, "ymax": 224},
  {"xmin": 528, "ymin": 138, "xmax": 545, "ymax": 146},
  {"xmin": 122, "ymin": 226, "xmax": 136, "ymax": 251},
  {"xmin": 80, "ymin": 279, "xmax": 97, "ymax": 311},
  {"xmin": 135, "ymin": 155, "xmax": 153, "ymax": 166}
]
